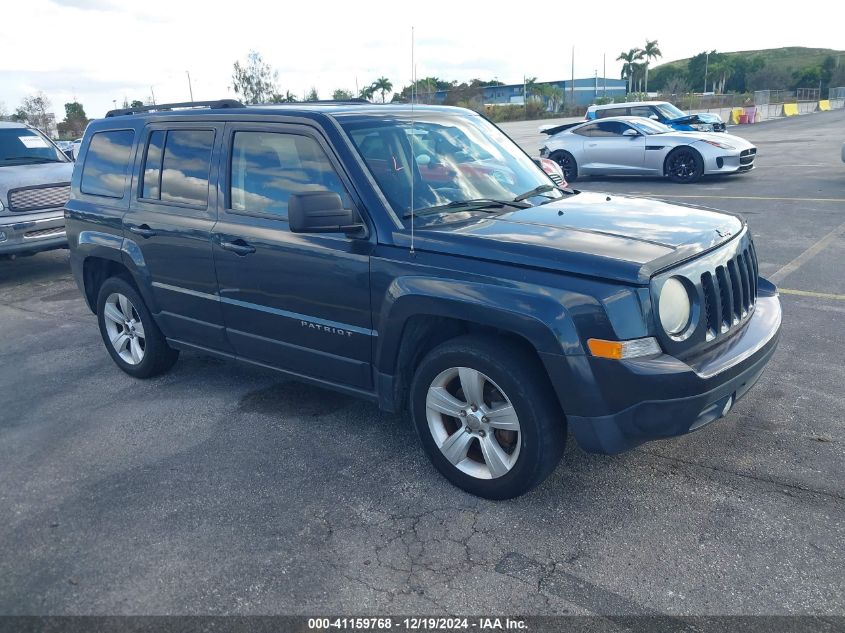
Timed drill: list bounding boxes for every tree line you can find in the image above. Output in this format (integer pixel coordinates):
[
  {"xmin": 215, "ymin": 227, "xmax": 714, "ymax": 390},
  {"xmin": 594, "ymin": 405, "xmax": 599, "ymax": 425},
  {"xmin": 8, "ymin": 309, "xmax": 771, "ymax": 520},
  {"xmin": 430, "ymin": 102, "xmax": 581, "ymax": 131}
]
[
  {"xmin": 648, "ymin": 51, "xmax": 845, "ymax": 95},
  {"xmin": 229, "ymin": 51, "xmax": 568, "ymax": 109}
]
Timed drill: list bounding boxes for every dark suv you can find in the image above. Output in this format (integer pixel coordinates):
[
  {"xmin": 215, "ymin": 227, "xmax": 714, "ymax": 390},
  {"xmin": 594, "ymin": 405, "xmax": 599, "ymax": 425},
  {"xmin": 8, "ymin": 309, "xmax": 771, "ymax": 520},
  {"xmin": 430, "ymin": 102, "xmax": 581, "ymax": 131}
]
[{"xmin": 65, "ymin": 100, "xmax": 782, "ymax": 499}]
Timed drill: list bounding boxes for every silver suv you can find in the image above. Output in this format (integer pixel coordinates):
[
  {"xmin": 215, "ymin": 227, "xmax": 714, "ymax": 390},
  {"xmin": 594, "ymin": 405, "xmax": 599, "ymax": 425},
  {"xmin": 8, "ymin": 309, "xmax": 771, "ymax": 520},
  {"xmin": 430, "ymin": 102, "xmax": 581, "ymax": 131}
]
[{"xmin": 0, "ymin": 121, "xmax": 74, "ymax": 257}]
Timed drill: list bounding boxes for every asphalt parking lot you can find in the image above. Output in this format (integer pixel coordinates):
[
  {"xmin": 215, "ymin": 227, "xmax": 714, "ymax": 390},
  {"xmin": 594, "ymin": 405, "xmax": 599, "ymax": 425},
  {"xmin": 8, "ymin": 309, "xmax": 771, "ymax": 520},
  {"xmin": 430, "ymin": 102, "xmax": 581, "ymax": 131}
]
[{"xmin": 1, "ymin": 109, "xmax": 843, "ymax": 616}]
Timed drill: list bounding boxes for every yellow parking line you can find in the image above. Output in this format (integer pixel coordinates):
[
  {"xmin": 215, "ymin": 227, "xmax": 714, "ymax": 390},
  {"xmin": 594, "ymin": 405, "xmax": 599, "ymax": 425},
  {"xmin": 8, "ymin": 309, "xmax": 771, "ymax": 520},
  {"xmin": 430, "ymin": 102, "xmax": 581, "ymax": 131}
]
[
  {"xmin": 779, "ymin": 288, "xmax": 845, "ymax": 301},
  {"xmin": 770, "ymin": 219, "xmax": 845, "ymax": 284}
]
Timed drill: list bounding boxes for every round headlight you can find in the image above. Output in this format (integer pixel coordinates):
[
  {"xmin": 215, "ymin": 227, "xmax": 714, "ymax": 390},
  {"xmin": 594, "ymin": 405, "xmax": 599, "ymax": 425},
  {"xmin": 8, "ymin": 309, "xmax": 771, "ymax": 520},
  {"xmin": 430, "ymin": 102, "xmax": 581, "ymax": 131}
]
[{"xmin": 659, "ymin": 277, "xmax": 692, "ymax": 335}]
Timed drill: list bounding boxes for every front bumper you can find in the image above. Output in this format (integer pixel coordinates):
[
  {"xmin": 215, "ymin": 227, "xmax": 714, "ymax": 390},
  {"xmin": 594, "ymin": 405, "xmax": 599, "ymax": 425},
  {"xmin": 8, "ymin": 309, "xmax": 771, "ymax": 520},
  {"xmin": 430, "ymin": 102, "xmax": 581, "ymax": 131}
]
[
  {"xmin": 0, "ymin": 209, "xmax": 67, "ymax": 255},
  {"xmin": 566, "ymin": 283, "xmax": 782, "ymax": 454}
]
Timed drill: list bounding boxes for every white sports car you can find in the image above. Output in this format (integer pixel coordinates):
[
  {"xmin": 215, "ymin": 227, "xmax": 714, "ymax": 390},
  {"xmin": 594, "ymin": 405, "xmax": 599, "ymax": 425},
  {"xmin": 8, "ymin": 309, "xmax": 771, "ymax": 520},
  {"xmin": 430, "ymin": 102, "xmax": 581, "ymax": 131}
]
[{"xmin": 539, "ymin": 116, "xmax": 757, "ymax": 184}]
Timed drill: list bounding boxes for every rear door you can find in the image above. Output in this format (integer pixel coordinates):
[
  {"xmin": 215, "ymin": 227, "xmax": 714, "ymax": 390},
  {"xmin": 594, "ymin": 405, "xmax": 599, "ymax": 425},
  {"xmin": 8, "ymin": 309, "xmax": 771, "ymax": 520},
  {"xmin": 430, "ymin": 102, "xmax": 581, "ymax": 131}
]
[
  {"xmin": 581, "ymin": 121, "xmax": 646, "ymax": 173},
  {"xmin": 211, "ymin": 122, "xmax": 374, "ymax": 389},
  {"xmin": 126, "ymin": 122, "xmax": 230, "ymax": 351}
]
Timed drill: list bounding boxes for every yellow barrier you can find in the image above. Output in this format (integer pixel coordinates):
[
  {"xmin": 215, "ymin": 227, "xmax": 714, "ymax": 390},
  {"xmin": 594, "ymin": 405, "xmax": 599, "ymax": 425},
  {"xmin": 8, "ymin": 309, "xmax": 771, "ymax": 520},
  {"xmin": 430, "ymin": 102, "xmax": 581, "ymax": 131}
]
[
  {"xmin": 819, "ymin": 100, "xmax": 831, "ymax": 111},
  {"xmin": 730, "ymin": 108, "xmax": 744, "ymax": 124},
  {"xmin": 783, "ymin": 103, "xmax": 799, "ymax": 116}
]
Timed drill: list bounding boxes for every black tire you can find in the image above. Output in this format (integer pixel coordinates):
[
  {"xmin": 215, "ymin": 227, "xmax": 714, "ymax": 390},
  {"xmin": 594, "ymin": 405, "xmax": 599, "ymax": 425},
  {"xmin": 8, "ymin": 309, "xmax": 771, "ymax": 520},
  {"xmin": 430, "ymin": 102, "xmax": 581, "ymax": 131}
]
[
  {"xmin": 410, "ymin": 335, "xmax": 566, "ymax": 499},
  {"xmin": 665, "ymin": 147, "xmax": 704, "ymax": 183},
  {"xmin": 550, "ymin": 150, "xmax": 578, "ymax": 183},
  {"xmin": 96, "ymin": 276, "xmax": 178, "ymax": 378}
]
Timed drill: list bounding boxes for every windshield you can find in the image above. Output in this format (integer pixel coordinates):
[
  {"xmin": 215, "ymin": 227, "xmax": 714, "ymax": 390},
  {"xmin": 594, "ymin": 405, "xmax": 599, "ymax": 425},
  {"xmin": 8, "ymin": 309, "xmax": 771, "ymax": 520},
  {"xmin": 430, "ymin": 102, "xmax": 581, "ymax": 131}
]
[
  {"xmin": 655, "ymin": 103, "xmax": 686, "ymax": 120},
  {"xmin": 629, "ymin": 118, "xmax": 675, "ymax": 135},
  {"xmin": 0, "ymin": 127, "xmax": 68, "ymax": 165},
  {"xmin": 339, "ymin": 112, "xmax": 562, "ymax": 222}
]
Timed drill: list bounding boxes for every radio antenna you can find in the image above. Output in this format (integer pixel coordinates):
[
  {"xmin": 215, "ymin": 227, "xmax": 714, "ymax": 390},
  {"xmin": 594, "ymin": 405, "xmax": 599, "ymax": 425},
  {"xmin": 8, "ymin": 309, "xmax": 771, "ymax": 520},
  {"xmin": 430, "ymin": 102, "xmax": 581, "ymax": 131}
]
[{"xmin": 409, "ymin": 26, "xmax": 415, "ymax": 256}]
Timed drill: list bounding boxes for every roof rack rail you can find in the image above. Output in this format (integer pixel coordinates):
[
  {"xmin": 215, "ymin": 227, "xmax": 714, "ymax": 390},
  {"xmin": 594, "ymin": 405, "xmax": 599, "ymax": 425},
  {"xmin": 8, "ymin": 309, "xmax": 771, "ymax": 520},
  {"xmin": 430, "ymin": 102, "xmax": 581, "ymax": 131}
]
[
  {"xmin": 251, "ymin": 98, "xmax": 373, "ymax": 106},
  {"xmin": 105, "ymin": 99, "xmax": 244, "ymax": 118}
]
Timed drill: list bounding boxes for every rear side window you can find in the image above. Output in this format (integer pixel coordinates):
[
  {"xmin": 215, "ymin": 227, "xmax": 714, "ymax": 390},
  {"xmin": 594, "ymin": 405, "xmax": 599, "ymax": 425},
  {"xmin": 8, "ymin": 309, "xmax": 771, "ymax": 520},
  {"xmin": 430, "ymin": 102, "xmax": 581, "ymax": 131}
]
[
  {"xmin": 229, "ymin": 131, "xmax": 350, "ymax": 220},
  {"xmin": 141, "ymin": 129, "xmax": 215, "ymax": 207},
  {"xmin": 596, "ymin": 108, "xmax": 626, "ymax": 118},
  {"xmin": 573, "ymin": 124, "xmax": 596, "ymax": 137},
  {"xmin": 81, "ymin": 130, "xmax": 135, "ymax": 198}
]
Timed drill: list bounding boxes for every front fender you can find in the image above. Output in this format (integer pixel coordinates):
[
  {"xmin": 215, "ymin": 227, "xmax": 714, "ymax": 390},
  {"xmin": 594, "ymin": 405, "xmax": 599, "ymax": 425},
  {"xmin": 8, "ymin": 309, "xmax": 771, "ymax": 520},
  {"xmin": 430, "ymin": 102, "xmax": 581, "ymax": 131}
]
[{"xmin": 373, "ymin": 275, "xmax": 583, "ymax": 376}]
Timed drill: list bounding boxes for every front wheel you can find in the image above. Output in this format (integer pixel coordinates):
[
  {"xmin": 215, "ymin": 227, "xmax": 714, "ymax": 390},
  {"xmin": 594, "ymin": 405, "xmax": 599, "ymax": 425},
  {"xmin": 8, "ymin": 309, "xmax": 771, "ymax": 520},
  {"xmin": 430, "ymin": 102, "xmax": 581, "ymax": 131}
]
[
  {"xmin": 410, "ymin": 335, "xmax": 566, "ymax": 499},
  {"xmin": 665, "ymin": 147, "xmax": 704, "ymax": 183}
]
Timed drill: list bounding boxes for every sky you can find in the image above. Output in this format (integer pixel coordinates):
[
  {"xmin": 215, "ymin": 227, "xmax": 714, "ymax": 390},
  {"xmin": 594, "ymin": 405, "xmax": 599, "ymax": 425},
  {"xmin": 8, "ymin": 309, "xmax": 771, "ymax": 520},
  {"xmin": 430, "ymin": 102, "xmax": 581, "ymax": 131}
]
[{"xmin": 0, "ymin": 0, "xmax": 842, "ymax": 121}]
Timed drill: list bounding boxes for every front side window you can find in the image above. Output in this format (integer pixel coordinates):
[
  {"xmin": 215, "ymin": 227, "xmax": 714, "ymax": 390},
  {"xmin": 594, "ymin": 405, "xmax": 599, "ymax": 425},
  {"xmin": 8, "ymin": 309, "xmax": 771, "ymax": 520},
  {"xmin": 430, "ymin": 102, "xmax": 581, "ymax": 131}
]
[
  {"xmin": 141, "ymin": 129, "xmax": 214, "ymax": 207},
  {"xmin": 0, "ymin": 127, "xmax": 68, "ymax": 166},
  {"xmin": 629, "ymin": 106, "xmax": 656, "ymax": 119},
  {"xmin": 339, "ymin": 112, "xmax": 562, "ymax": 220},
  {"xmin": 81, "ymin": 130, "xmax": 135, "ymax": 198},
  {"xmin": 229, "ymin": 131, "xmax": 350, "ymax": 220},
  {"xmin": 591, "ymin": 121, "xmax": 629, "ymax": 137}
]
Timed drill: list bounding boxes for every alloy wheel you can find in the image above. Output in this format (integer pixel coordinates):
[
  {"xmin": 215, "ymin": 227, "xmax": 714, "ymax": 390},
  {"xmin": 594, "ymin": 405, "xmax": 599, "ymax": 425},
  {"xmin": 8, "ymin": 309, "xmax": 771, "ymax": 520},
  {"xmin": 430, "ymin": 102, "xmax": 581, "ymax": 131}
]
[
  {"xmin": 425, "ymin": 366, "xmax": 521, "ymax": 479},
  {"xmin": 102, "ymin": 292, "xmax": 146, "ymax": 365},
  {"xmin": 668, "ymin": 150, "xmax": 696, "ymax": 181}
]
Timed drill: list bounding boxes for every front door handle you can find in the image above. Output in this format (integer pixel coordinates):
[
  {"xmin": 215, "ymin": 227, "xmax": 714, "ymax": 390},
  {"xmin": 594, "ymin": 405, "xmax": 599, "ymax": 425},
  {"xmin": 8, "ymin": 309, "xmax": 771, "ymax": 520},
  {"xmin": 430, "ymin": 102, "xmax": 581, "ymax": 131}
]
[
  {"xmin": 220, "ymin": 239, "xmax": 256, "ymax": 256},
  {"xmin": 128, "ymin": 224, "xmax": 157, "ymax": 238}
]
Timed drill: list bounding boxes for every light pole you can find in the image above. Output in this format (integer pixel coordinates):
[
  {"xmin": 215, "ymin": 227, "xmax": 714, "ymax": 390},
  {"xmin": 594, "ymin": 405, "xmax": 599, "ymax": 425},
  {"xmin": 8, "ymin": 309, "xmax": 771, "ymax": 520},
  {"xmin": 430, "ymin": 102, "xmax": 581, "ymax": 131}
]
[
  {"xmin": 186, "ymin": 71, "xmax": 194, "ymax": 102},
  {"xmin": 703, "ymin": 52, "xmax": 710, "ymax": 94}
]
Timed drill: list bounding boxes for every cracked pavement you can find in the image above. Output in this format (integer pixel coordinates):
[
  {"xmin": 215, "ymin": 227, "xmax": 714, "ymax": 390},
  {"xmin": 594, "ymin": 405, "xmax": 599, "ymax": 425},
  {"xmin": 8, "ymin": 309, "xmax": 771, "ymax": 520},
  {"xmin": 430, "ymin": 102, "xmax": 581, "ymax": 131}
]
[{"xmin": 1, "ymin": 110, "xmax": 844, "ymax": 615}]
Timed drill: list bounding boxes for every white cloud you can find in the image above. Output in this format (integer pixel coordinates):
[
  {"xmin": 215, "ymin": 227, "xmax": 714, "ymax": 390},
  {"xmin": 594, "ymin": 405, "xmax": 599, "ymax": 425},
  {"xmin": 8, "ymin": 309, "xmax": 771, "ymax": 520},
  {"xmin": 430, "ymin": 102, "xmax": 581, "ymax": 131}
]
[{"xmin": 0, "ymin": 0, "xmax": 841, "ymax": 119}]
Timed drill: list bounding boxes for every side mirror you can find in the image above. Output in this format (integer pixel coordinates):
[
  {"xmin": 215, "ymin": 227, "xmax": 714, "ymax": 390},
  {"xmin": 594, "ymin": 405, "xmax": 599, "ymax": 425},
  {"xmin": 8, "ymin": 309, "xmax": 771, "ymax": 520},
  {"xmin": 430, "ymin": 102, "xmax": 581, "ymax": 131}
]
[
  {"xmin": 288, "ymin": 191, "xmax": 364, "ymax": 236},
  {"xmin": 649, "ymin": 114, "xmax": 659, "ymax": 120},
  {"xmin": 622, "ymin": 128, "xmax": 639, "ymax": 137},
  {"xmin": 416, "ymin": 154, "xmax": 431, "ymax": 166},
  {"xmin": 63, "ymin": 149, "xmax": 75, "ymax": 161}
]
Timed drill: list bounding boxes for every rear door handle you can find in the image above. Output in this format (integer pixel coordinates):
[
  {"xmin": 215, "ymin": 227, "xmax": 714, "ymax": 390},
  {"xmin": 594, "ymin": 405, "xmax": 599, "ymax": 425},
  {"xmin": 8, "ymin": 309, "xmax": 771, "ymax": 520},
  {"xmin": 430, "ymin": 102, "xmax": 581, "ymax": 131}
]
[
  {"xmin": 128, "ymin": 224, "xmax": 157, "ymax": 238},
  {"xmin": 220, "ymin": 239, "xmax": 256, "ymax": 256}
]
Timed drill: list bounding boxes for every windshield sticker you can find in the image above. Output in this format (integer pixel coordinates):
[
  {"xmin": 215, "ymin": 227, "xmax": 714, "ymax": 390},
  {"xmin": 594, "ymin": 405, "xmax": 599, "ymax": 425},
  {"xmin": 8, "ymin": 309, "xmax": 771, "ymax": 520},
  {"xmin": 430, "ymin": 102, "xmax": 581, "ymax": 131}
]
[{"xmin": 19, "ymin": 135, "xmax": 50, "ymax": 149}]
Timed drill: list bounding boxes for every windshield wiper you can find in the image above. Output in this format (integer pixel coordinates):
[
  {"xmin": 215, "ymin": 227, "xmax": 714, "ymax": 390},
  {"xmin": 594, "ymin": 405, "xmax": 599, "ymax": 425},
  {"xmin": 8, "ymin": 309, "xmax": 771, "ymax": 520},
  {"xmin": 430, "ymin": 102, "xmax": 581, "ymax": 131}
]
[
  {"xmin": 403, "ymin": 198, "xmax": 530, "ymax": 218},
  {"xmin": 512, "ymin": 184, "xmax": 571, "ymax": 202},
  {"xmin": 2, "ymin": 156, "xmax": 63, "ymax": 163}
]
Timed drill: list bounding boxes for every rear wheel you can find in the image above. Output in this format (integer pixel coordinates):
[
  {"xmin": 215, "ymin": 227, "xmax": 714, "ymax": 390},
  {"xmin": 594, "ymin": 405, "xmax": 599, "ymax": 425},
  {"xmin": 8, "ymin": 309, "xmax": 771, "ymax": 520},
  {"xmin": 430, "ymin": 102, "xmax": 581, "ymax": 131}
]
[
  {"xmin": 550, "ymin": 151, "xmax": 578, "ymax": 182},
  {"xmin": 410, "ymin": 335, "xmax": 566, "ymax": 499},
  {"xmin": 665, "ymin": 147, "xmax": 704, "ymax": 183},
  {"xmin": 96, "ymin": 277, "xmax": 178, "ymax": 378}
]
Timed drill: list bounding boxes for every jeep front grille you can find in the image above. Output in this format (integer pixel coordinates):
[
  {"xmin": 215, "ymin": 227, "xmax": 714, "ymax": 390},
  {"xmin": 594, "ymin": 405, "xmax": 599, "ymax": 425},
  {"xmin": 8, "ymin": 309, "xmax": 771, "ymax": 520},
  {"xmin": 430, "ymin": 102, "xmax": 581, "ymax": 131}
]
[
  {"xmin": 7, "ymin": 183, "xmax": 71, "ymax": 212},
  {"xmin": 700, "ymin": 242, "xmax": 758, "ymax": 341}
]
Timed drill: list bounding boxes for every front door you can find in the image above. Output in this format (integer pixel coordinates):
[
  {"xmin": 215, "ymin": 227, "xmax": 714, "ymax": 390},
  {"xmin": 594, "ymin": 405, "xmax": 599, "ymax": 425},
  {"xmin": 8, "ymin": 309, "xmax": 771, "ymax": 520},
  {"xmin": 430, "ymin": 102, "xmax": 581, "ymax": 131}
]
[
  {"xmin": 126, "ymin": 122, "xmax": 230, "ymax": 351},
  {"xmin": 211, "ymin": 123, "xmax": 374, "ymax": 390},
  {"xmin": 582, "ymin": 120, "xmax": 646, "ymax": 174}
]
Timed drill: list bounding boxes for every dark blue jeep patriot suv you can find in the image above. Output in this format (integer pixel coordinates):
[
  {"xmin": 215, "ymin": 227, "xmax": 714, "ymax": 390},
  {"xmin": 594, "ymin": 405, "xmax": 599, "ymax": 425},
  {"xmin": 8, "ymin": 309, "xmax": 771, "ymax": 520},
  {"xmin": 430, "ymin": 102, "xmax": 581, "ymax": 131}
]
[{"xmin": 65, "ymin": 99, "xmax": 782, "ymax": 499}]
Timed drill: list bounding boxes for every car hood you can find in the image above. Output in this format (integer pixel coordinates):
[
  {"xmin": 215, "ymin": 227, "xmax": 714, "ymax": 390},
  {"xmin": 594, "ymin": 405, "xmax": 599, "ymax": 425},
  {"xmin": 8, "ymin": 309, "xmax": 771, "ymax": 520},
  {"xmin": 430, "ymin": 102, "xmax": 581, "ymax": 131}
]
[
  {"xmin": 0, "ymin": 162, "xmax": 74, "ymax": 203},
  {"xmin": 400, "ymin": 191, "xmax": 745, "ymax": 284},
  {"xmin": 668, "ymin": 131, "xmax": 754, "ymax": 150},
  {"xmin": 669, "ymin": 112, "xmax": 724, "ymax": 125}
]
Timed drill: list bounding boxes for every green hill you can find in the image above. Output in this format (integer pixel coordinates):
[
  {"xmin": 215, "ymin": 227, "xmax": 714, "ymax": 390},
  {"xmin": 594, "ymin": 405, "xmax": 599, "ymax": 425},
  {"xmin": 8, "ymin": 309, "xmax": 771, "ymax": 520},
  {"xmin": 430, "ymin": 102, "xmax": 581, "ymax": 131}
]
[{"xmin": 648, "ymin": 46, "xmax": 845, "ymax": 93}]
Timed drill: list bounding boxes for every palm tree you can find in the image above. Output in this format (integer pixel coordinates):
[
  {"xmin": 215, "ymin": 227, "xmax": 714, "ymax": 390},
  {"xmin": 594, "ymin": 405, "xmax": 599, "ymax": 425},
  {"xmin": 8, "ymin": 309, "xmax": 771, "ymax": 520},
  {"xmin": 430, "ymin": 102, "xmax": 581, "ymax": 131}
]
[
  {"xmin": 709, "ymin": 58, "xmax": 733, "ymax": 94},
  {"xmin": 617, "ymin": 48, "xmax": 644, "ymax": 94},
  {"xmin": 642, "ymin": 39, "xmax": 663, "ymax": 95},
  {"xmin": 359, "ymin": 85, "xmax": 376, "ymax": 102},
  {"xmin": 372, "ymin": 77, "xmax": 393, "ymax": 103}
]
